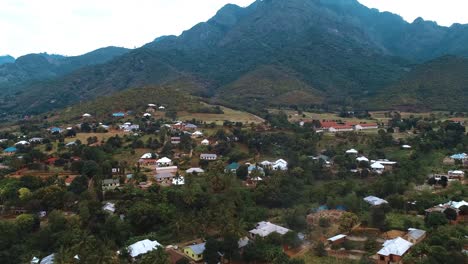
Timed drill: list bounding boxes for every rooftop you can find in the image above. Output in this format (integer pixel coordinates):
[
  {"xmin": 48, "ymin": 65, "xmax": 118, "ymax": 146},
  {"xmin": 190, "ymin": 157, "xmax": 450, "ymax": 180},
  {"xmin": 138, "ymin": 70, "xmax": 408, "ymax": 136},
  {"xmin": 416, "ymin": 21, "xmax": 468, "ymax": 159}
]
[
  {"xmin": 128, "ymin": 239, "xmax": 162, "ymax": 258},
  {"xmin": 187, "ymin": 242, "xmax": 206, "ymax": 255},
  {"xmin": 249, "ymin": 221, "xmax": 290, "ymax": 237},
  {"xmin": 377, "ymin": 237, "xmax": 413, "ymax": 257}
]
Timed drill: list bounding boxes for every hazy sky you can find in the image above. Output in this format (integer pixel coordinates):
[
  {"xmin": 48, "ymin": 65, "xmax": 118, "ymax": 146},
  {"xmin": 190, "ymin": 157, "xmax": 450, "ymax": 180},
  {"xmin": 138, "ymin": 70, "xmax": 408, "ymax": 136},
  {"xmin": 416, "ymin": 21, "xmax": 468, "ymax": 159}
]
[{"xmin": 1, "ymin": 0, "xmax": 467, "ymax": 58}]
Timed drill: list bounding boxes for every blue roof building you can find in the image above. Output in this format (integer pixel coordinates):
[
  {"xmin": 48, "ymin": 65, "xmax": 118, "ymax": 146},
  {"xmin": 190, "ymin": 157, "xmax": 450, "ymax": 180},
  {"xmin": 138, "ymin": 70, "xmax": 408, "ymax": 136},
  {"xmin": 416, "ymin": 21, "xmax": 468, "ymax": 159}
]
[
  {"xmin": 4, "ymin": 147, "xmax": 17, "ymax": 153},
  {"xmin": 112, "ymin": 112, "xmax": 125, "ymax": 117},
  {"xmin": 451, "ymin": 153, "xmax": 467, "ymax": 160},
  {"xmin": 50, "ymin": 127, "xmax": 62, "ymax": 133},
  {"xmin": 248, "ymin": 165, "xmax": 265, "ymax": 175}
]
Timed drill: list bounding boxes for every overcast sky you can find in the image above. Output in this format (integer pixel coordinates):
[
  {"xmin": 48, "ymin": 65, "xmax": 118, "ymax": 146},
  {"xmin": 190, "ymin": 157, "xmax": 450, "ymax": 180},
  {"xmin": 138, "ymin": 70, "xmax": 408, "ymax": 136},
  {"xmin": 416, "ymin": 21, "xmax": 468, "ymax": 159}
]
[{"xmin": 1, "ymin": 0, "xmax": 467, "ymax": 58}]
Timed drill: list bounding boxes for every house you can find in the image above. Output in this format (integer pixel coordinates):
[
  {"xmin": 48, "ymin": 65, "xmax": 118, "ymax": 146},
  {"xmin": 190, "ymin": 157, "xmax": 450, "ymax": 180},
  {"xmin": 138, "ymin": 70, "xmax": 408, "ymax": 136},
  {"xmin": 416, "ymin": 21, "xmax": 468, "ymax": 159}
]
[
  {"xmin": 143, "ymin": 113, "xmax": 152, "ymax": 117},
  {"xmin": 158, "ymin": 106, "xmax": 166, "ymax": 110},
  {"xmin": 3, "ymin": 147, "xmax": 17, "ymax": 155},
  {"xmin": 319, "ymin": 121, "xmax": 354, "ymax": 132},
  {"xmin": 172, "ymin": 176, "xmax": 185, "ymax": 186},
  {"xmin": 49, "ymin": 127, "xmax": 62, "ymax": 134},
  {"xmin": 29, "ymin": 138, "xmax": 44, "ymax": 143},
  {"xmin": 200, "ymin": 154, "xmax": 217, "ymax": 161},
  {"xmin": 156, "ymin": 157, "xmax": 172, "ymax": 167},
  {"xmin": 183, "ymin": 242, "xmax": 206, "ymax": 262},
  {"xmin": 82, "ymin": 113, "xmax": 92, "ymax": 118},
  {"xmin": 346, "ymin": 148, "xmax": 359, "ymax": 155},
  {"xmin": 226, "ymin": 162, "xmax": 240, "ymax": 173},
  {"xmin": 328, "ymin": 125, "xmax": 354, "ymax": 133},
  {"xmin": 356, "ymin": 156, "xmax": 369, "ymax": 163},
  {"xmin": 402, "ymin": 145, "xmax": 412, "ymax": 149},
  {"xmin": 119, "ymin": 123, "xmax": 139, "ymax": 132},
  {"xmin": 128, "ymin": 239, "xmax": 162, "ymax": 259},
  {"xmin": 148, "ymin": 103, "xmax": 156, "ymax": 107},
  {"xmin": 260, "ymin": 160, "xmax": 272, "ymax": 167},
  {"xmin": 39, "ymin": 253, "xmax": 55, "ymax": 264},
  {"xmin": 66, "ymin": 141, "xmax": 77, "ymax": 147},
  {"xmin": 310, "ymin": 154, "xmax": 332, "ymax": 166},
  {"xmin": 112, "ymin": 112, "xmax": 125, "ymax": 117},
  {"xmin": 327, "ymin": 234, "xmax": 347, "ymax": 246},
  {"xmin": 201, "ymin": 139, "xmax": 210, "ymax": 146},
  {"xmin": 155, "ymin": 166, "xmax": 178, "ymax": 184},
  {"xmin": 249, "ymin": 221, "xmax": 290, "ymax": 239},
  {"xmin": 354, "ymin": 123, "xmax": 379, "ymax": 131},
  {"xmin": 102, "ymin": 179, "xmax": 120, "ymax": 191},
  {"xmin": 272, "ymin": 159, "xmax": 288, "ymax": 170},
  {"xmin": 405, "ymin": 228, "xmax": 426, "ymax": 244},
  {"xmin": 64, "ymin": 176, "xmax": 77, "ymax": 186},
  {"xmin": 31, "ymin": 256, "xmax": 40, "ymax": 264},
  {"xmin": 171, "ymin": 137, "xmax": 181, "ymax": 144},
  {"xmin": 186, "ymin": 168, "xmax": 205, "ymax": 174},
  {"xmin": 377, "ymin": 237, "xmax": 413, "ymax": 264},
  {"xmin": 364, "ymin": 196, "xmax": 388, "ymax": 206},
  {"xmin": 102, "ymin": 202, "xmax": 116, "ymax": 214},
  {"xmin": 450, "ymin": 153, "xmax": 467, "ymax": 161},
  {"xmin": 371, "ymin": 162, "xmax": 385, "ymax": 173},
  {"xmin": 192, "ymin": 131, "xmax": 203, "ymax": 138},
  {"xmin": 425, "ymin": 200, "xmax": 468, "ymax": 218},
  {"xmin": 449, "ymin": 118, "xmax": 466, "ymax": 125},
  {"xmin": 184, "ymin": 123, "xmax": 198, "ymax": 131},
  {"xmin": 248, "ymin": 165, "xmax": 265, "ymax": 175},
  {"xmin": 448, "ymin": 170, "xmax": 465, "ymax": 180},
  {"xmin": 15, "ymin": 140, "xmax": 30, "ymax": 146}
]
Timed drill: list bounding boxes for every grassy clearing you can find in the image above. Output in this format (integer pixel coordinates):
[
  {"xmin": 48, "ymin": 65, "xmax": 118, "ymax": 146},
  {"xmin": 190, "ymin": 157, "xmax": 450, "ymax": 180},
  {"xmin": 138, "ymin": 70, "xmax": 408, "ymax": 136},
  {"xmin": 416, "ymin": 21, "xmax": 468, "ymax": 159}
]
[
  {"xmin": 268, "ymin": 109, "xmax": 375, "ymax": 123},
  {"xmin": 178, "ymin": 105, "xmax": 264, "ymax": 125},
  {"xmin": 64, "ymin": 131, "xmax": 127, "ymax": 144}
]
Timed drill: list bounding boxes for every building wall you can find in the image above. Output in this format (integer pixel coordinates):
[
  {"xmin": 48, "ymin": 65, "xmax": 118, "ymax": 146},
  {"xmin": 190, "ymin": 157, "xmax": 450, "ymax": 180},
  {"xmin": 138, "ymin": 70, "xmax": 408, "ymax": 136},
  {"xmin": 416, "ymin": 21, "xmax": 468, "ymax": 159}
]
[{"xmin": 183, "ymin": 248, "xmax": 203, "ymax": 261}]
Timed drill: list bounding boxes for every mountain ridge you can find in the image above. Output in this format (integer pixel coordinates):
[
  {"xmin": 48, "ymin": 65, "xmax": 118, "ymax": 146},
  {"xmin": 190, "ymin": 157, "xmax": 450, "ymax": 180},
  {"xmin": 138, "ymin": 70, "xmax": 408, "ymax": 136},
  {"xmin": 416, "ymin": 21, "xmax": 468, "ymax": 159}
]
[{"xmin": 1, "ymin": 0, "xmax": 468, "ymax": 118}]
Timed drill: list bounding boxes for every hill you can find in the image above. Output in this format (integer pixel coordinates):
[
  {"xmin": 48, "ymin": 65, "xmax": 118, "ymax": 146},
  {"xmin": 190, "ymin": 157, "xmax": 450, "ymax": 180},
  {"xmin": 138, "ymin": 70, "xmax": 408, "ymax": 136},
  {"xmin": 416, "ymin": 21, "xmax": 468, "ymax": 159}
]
[
  {"xmin": 0, "ymin": 47, "xmax": 129, "ymax": 93},
  {"xmin": 0, "ymin": 55, "xmax": 15, "ymax": 65},
  {"xmin": 3, "ymin": 0, "xmax": 468, "ymax": 116},
  {"xmin": 371, "ymin": 56, "xmax": 468, "ymax": 111}
]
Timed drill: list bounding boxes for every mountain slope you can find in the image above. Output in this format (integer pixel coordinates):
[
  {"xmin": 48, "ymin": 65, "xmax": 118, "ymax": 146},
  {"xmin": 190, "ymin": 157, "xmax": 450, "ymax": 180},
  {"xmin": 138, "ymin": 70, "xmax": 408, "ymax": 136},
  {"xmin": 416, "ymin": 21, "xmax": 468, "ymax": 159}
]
[
  {"xmin": 0, "ymin": 55, "xmax": 15, "ymax": 65},
  {"xmin": 371, "ymin": 56, "xmax": 468, "ymax": 111},
  {"xmin": 0, "ymin": 46, "xmax": 129, "ymax": 92},
  {"xmin": 3, "ymin": 0, "xmax": 468, "ymax": 117},
  {"xmin": 5, "ymin": 0, "xmax": 409, "ymax": 115}
]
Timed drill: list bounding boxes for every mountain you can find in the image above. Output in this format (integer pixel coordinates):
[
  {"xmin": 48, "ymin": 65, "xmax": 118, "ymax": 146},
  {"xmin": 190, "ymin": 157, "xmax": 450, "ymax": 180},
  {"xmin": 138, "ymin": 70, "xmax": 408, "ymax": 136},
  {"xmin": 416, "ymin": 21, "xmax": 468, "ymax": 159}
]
[
  {"xmin": 0, "ymin": 55, "xmax": 15, "ymax": 65},
  {"xmin": 3, "ymin": 0, "xmax": 468, "ymax": 117},
  {"xmin": 0, "ymin": 47, "xmax": 129, "ymax": 92},
  {"xmin": 371, "ymin": 56, "xmax": 468, "ymax": 111}
]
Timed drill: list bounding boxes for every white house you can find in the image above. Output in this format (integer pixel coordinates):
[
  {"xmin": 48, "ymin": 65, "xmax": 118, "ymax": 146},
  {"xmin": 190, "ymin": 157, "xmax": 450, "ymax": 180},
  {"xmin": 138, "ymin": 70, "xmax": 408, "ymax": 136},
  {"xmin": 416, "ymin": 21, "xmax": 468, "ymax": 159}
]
[
  {"xmin": 102, "ymin": 202, "xmax": 116, "ymax": 213},
  {"xmin": 354, "ymin": 123, "xmax": 379, "ymax": 131},
  {"xmin": 156, "ymin": 157, "xmax": 172, "ymax": 167},
  {"xmin": 364, "ymin": 196, "xmax": 388, "ymax": 206},
  {"xmin": 201, "ymin": 139, "xmax": 210, "ymax": 146},
  {"xmin": 377, "ymin": 237, "xmax": 413, "ymax": 263},
  {"xmin": 356, "ymin": 156, "xmax": 369, "ymax": 163},
  {"xmin": 272, "ymin": 159, "xmax": 288, "ymax": 170},
  {"xmin": 402, "ymin": 145, "xmax": 412, "ymax": 149},
  {"xmin": 172, "ymin": 176, "xmax": 185, "ymax": 186},
  {"xmin": 249, "ymin": 221, "xmax": 290, "ymax": 239},
  {"xmin": 371, "ymin": 162, "xmax": 385, "ymax": 173},
  {"xmin": 143, "ymin": 113, "xmax": 152, "ymax": 117},
  {"xmin": 82, "ymin": 113, "xmax": 92, "ymax": 118},
  {"xmin": 158, "ymin": 106, "xmax": 166, "ymax": 110},
  {"xmin": 200, "ymin": 154, "xmax": 217, "ymax": 160},
  {"xmin": 192, "ymin": 131, "xmax": 204, "ymax": 138},
  {"xmin": 186, "ymin": 168, "xmax": 205, "ymax": 174},
  {"xmin": 346, "ymin": 149, "xmax": 359, "ymax": 155},
  {"xmin": 128, "ymin": 239, "xmax": 162, "ymax": 259},
  {"xmin": 15, "ymin": 140, "xmax": 30, "ymax": 146},
  {"xmin": 141, "ymin": 153, "xmax": 157, "ymax": 160}
]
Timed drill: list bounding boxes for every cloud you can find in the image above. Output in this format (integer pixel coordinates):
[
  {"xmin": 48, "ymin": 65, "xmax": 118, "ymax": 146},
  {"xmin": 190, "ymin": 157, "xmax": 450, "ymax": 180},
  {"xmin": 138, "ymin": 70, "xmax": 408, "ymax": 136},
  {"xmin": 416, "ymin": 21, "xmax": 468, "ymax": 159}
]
[
  {"xmin": 0, "ymin": 0, "xmax": 255, "ymax": 57},
  {"xmin": 358, "ymin": 0, "xmax": 468, "ymax": 26}
]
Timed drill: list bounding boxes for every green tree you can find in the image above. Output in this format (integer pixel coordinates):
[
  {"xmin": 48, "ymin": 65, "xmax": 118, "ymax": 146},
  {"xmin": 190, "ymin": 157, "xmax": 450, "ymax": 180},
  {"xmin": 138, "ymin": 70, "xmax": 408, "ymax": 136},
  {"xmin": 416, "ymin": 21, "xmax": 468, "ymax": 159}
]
[
  {"xmin": 204, "ymin": 238, "xmax": 220, "ymax": 264},
  {"xmin": 138, "ymin": 247, "xmax": 170, "ymax": 264},
  {"xmin": 314, "ymin": 241, "xmax": 326, "ymax": 257},
  {"xmin": 338, "ymin": 212, "xmax": 359, "ymax": 233},
  {"xmin": 425, "ymin": 212, "xmax": 448, "ymax": 228}
]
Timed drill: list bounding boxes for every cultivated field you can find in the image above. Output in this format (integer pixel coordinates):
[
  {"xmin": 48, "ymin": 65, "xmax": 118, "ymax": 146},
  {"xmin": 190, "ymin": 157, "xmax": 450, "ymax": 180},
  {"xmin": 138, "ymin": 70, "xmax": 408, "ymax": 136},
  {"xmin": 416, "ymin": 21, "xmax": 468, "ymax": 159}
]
[{"xmin": 178, "ymin": 105, "xmax": 265, "ymax": 125}]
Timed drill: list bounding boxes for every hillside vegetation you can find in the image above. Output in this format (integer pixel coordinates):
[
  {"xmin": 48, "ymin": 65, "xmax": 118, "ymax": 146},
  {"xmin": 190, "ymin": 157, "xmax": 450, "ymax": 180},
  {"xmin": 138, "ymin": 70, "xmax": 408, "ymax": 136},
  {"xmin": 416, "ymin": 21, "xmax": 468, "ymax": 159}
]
[{"xmin": 371, "ymin": 56, "xmax": 468, "ymax": 111}]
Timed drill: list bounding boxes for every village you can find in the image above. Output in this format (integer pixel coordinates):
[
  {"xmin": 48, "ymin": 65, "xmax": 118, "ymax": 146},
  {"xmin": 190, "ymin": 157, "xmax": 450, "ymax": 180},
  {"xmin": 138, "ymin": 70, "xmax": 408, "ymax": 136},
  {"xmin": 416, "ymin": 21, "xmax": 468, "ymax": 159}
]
[{"xmin": 0, "ymin": 104, "xmax": 467, "ymax": 264}]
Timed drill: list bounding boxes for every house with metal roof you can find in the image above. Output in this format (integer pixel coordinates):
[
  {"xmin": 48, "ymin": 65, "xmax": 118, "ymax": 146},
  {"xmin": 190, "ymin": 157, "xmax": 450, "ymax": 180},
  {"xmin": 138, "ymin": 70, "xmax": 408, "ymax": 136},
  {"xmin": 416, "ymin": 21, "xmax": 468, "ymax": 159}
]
[
  {"xmin": 183, "ymin": 242, "xmax": 206, "ymax": 262},
  {"xmin": 128, "ymin": 239, "xmax": 162, "ymax": 258},
  {"xmin": 249, "ymin": 221, "xmax": 290, "ymax": 239},
  {"xmin": 377, "ymin": 237, "xmax": 413, "ymax": 264},
  {"xmin": 405, "ymin": 228, "xmax": 426, "ymax": 245},
  {"xmin": 364, "ymin": 196, "xmax": 388, "ymax": 206},
  {"xmin": 200, "ymin": 154, "xmax": 217, "ymax": 161}
]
